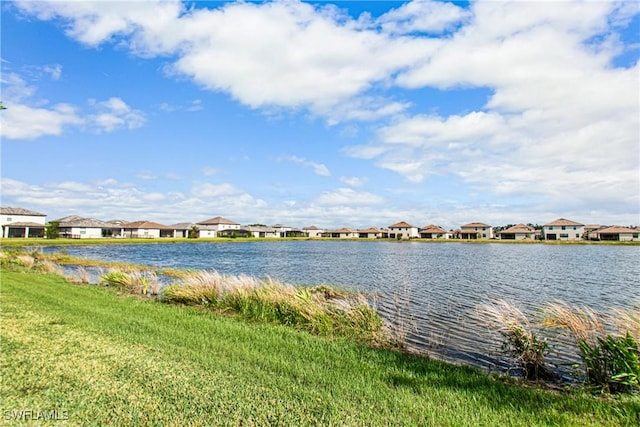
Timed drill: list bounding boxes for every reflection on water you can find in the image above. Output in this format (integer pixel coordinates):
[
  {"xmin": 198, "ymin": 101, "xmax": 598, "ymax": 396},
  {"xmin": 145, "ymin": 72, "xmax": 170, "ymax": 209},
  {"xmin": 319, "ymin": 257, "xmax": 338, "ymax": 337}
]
[{"xmin": 42, "ymin": 241, "xmax": 639, "ymax": 374}]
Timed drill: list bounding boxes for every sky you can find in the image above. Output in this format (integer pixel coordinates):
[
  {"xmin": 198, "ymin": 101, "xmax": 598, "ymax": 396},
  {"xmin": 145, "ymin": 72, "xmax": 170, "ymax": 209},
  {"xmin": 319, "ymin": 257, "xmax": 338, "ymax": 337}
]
[{"xmin": 1, "ymin": 0, "xmax": 639, "ymax": 230}]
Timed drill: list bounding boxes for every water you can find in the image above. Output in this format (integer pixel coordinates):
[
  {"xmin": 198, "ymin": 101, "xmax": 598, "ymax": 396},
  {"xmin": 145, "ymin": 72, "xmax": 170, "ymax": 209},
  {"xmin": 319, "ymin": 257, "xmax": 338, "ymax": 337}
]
[{"xmin": 41, "ymin": 241, "xmax": 639, "ymax": 375}]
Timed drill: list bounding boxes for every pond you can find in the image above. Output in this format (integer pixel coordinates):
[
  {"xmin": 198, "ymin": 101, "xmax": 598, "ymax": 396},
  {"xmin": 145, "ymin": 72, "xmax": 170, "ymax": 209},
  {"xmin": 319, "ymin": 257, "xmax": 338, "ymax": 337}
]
[{"xmin": 41, "ymin": 241, "xmax": 639, "ymax": 376}]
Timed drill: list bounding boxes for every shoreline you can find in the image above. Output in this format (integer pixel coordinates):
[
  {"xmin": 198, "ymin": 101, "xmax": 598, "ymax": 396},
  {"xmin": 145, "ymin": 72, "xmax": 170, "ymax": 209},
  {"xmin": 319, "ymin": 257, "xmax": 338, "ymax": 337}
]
[{"xmin": 2, "ymin": 236, "xmax": 639, "ymax": 248}]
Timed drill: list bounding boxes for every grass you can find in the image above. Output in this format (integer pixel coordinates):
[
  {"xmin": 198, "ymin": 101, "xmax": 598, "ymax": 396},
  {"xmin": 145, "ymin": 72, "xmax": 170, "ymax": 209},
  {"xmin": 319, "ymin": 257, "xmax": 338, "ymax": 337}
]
[
  {"xmin": 2, "ymin": 269, "xmax": 639, "ymax": 425},
  {"xmin": 162, "ymin": 271, "xmax": 387, "ymax": 346}
]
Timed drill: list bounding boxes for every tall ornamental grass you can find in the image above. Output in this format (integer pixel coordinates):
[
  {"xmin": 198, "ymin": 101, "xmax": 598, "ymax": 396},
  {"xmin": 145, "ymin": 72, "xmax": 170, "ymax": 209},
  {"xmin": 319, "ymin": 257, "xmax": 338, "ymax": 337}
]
[
  {"xmin": 100, "ymin": 270, "xmax": 159, "ymax": 296},
  {"xmin": 543, "ymin": 302, "xmax": 639, "ymax": 393},
  {"xmin": 162, "ymin": 271, "xmax": 387, "ymax": 345},
  {"xmin": 478, "ymin": 299, "xmax": 553, "ymax": 380}
]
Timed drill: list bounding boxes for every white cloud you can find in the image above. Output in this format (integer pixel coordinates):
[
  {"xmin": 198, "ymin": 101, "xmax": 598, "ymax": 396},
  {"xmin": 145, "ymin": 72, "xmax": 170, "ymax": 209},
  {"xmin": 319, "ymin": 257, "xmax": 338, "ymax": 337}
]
[
  {"xmin": 0, "ymin": 177, "xmax": 268, "ymax": 224},
  {"xmin": 136, "ymin": 172, "xmax": 158, "ymax": 180},
  {"xmin": 43, "ymin": 64, "xmax": 63, "ymax": 80},
  {"xmin": 339, "ymin": 176, "xmax": 367, "ymax": 187},
  {"xmin": 0, "ymin": 71, "xmax": 145, "ymax": 139},
  {"xmin": 0, "ymin": 102, "xmax": 82, "ymax": 140},
  {"xmin": 316, "ymin": 188, "xmax": 384, "ymax": 206},
  {"xmin": 201, "ymin": 167, "xmax": 218, "ymax": 177},
  {"xmin": 89, "ymin": 97, "xmax": 145, "ymax": 132},
  {"xmin": 13, "ymin": 0, "xmax": 433, "ymax": 122},
  {"xmin": 282, "ymin": 155, "xmax": 331, "ymax": 177},
  {"xmin": 375, "ymin": 0, "xmax": 470, "ymax": 35},
  {"xmin": 343, "ymin": 1, "xmax": 639, "ymax": 217}
]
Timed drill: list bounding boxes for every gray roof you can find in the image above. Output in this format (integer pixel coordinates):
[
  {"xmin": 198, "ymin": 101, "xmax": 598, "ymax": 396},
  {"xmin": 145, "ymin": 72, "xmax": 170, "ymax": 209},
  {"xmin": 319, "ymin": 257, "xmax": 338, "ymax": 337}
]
[
  {"xmin": 2, "ymin": 221, "xmax": 45, "ymax": 227},
  {"xmin": 197, "ymin": 216, "xmax": 239, "ymax": 225},
  {"xmin": 55, "ymin": 216, "xmax": 117, "ymax": 228},
  {"xmin": 1, "ymin": 206, "xmax": 46, "ymax": 216},
  {"xmin": 169, "ymin": 222, "xmax": 197, "ymax": 230}
]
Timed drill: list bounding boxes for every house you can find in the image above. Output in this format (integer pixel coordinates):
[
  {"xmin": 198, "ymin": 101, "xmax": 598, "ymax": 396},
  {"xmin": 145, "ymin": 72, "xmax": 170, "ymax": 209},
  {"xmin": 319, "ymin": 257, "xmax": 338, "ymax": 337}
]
[
  {"xmin": 584, "ymin": 224, "xmax": 605, "ymax": 240},
  {"xmin": 388, "ymin": 221, "xmax": 419, "ymax": 239},
  {"xmin": 542, "ymin": 218, "xmax": 584, "ymax": 241},
  {"xmin": 271, "ymin": 224, "xmax": 306, "ymax": 238},
  {"xmin": 217, "ymin": 228, "xmax": 252, "ymax": 238},
  {"xmin": 1, "ymin": 207, "xmax": 46, "ymax": 238},
  {"xmin": 196, "ymin": 216, "xmax": 240, "ymax": 238},
  {"xmin": 358, "ymin": 228, "xmax": 388, "ymax": 239},
  {"xmin": 591, "ymin": 226, "xmax": 639, "ymax": 241},
  {"xmin": 459, "ymin": 222, "xmax": 493, "ymax": 239},
  {"xmin": 303, "ymin": 226, "xmax": 325, "ymax": 238},
  {"xmin": 169, "ymin": 222, "xmax": 197, "ymax": 238},
  {"xmin": 246, "ymin": 226, "xmax": 278, "ymax": 238},
  {"xmin": 419, "ymin": 225, "xmax": 450, "ymax": 239},
  {"xmin": 123, "ymin": 220, "xmax": 172, "ymax": 238},
  {"xmin": 498, "ymin": 224, "xmax": 536, "ymax": 240},
  {"xmin": 53, "ymin": 215, "xmax": 120, "ymax": 238},
  {"xmin": 324, "ymin": 228, "xmax": 358, "ymax": 238}
]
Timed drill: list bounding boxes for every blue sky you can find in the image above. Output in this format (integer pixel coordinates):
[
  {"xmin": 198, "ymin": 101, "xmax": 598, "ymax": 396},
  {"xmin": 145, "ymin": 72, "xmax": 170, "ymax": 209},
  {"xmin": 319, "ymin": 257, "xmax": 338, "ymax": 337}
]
[{"xmin": 1, "ymin": 0, "xmax": 639, "ymax": 229}]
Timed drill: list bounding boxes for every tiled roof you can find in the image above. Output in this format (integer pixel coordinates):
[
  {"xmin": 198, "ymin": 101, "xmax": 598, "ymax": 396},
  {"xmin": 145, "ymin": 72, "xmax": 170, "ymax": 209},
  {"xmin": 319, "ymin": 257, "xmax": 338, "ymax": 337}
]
[
  {"xmin": 500, "ymin": 224, "xmax": 535, "ymax": 234},
  {"xmin": 597, "ymin": 225, "xmax": 636, "ymax": 234},
  {"xmin": 169, "ymin": 222, "xmax": 196, "ymax": 230},
  {"xmin": 359, "ymin": 228, "xmax": 385, "ymax": 233},
  {"xmin": 57, "ymin": 217, "xmax": 119, "ymax": 228},
  {"xmin": 461, "ymin": 222, "xmax": 490, "ymax": 228},
  {"xmin": 327, "ymin": 228, "xmax": 356, "ymax": 233},
  {"xmin": 544, "ymin": 218, "xmax": 584, "ymax": 227},
  {"xmin": 124, "ymin": 220, "xmax": 171, "ymax": 230},
  {"xmin": 389, "ymin": 221, "xmax": 416, "ymax": 228},
  {"xmin": 1, "ymin": 206, "xmax": 46, "ymax": 216},
  {"xmin": 197, "ymin": 216, "xmax": 239, "ymax": 225},
  {"xmin": 303, "ymin": 226, "xmax": 321, "ymax": 230},
  {"xmin": 420, "ymin": 225, "xmax": 448, "ymax": 234}
]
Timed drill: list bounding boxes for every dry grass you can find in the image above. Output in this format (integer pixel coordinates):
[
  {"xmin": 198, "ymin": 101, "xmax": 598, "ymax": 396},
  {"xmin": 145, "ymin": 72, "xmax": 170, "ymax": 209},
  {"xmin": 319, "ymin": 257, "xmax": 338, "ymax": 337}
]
[
  {"xmin": 477, "ymin": 299, "xmax": 552, "ymax": 380},
  {"xmin": 99, "ymin": 270, "xmax": 155, "ymax": 296},
  {"xmin": 15, "ymin": 254, "xmax": 35, "ymax": 268},
  {"xmin": 162, "ymin": 270, "xmax": 388, "ymax": 345},
  {"xmin": 610, "ymin": 307, "xmax": 640, "ymax": 343},
  {"xmin": 542, "ymin": 301, "xmax": 606, "ymax": 347}
]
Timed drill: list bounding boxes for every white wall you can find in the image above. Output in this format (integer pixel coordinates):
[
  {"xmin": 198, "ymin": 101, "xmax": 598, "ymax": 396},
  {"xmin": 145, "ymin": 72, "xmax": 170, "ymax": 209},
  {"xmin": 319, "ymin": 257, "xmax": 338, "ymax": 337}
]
[
  {"xmin": 543, "ymin": 225, "xmax": 584, "ymax": 240},
  {"xmin": 0, "ymin": 213, "xmax": 46, "ymax": 226}
]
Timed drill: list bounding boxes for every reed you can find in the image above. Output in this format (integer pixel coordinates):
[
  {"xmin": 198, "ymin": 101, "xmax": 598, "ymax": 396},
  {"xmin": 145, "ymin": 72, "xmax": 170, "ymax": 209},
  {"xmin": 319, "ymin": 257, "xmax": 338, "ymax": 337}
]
[
  {"xmin": 543, "ymin": 302, "xmax": 639, "ymax": 393},
  {"xmin": 478, "ymin": 299, "xmax": 552, "ymax": 380},
  {"xmin": 99, "ymin": 270, "xmax": 152, "ymax": 296},
  {"xmin": 162, "ymin": 270, "xmax": 388, "ymax": 345}
]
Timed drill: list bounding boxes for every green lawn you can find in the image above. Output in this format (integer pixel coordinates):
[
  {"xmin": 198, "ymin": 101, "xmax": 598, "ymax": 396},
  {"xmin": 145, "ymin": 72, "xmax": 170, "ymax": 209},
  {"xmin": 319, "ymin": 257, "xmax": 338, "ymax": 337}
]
[{"xmin": 1, "ymin": 269, "xmax": 638, "ymax": 426}]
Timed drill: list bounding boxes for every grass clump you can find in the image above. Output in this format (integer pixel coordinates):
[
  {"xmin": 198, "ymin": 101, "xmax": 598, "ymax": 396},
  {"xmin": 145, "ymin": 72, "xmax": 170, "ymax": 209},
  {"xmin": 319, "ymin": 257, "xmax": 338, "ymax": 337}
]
[
  {"xmin": 163, "ymin": 270, "xmax": 387, "ymax": 345},
  {"xmin": 99, "ymin": 270, "xmax": 158, "ymax": 296},
  {"xmin": 478, "ymin": 299, "xmax": 553, "ymax": 381},
  {"xmin": 543, "ymin": 302, "xmax": 640, "ymax": 393}
]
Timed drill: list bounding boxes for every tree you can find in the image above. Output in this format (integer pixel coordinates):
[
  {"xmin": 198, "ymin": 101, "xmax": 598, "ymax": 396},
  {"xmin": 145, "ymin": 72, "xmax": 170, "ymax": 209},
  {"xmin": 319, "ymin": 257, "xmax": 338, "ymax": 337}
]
[
  {"xmin": 188, "ymin": 226, "xmax": 199, "ymax": 239},
  {"xmin": 45, "ymin": 221, "xmax": 60, "ymax": 239},
  {"xmin": 0, "ymin": 101, "xmax": 6, "ymax": 110}
]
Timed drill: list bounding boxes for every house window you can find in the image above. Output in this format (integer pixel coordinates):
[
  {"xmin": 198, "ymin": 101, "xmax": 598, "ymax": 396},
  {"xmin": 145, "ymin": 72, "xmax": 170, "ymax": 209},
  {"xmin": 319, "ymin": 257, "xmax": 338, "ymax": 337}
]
[
  {"xmin": 633, "ymin": 234, "xmax": 638, "ymax": 238},
  {"xmin": 561, "ymin": 226, "xmax": 566, "ymax": 230},
  {"xmin": 575, "ymin": 234, "xmax": 580, "ymax": 238},
  {"xmin": 560, "ymin": 233, "xmax": 569, "ymax": 238},
  {"xmin": 549, "ymin": 227, "xmax": 553, "ymax": 230},
  {"xmin": 80, "ymin": 228, "xmax": 86, "ymax": 235},
  {"xmin": 573, "ymin": 226, "xmax": 577, "ymax": 230},
  {"xmin": 6, "ymin": 217, "xmax": 11, "ymax": 222}
]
